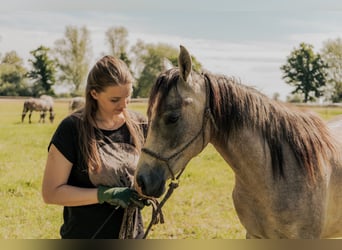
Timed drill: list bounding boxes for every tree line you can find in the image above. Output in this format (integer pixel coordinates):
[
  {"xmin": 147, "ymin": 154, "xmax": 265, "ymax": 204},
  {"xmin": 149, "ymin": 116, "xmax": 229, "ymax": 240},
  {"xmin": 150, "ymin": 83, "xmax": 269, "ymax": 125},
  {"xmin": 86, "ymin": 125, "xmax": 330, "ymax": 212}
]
[
  {"xmin": 0, "ymin": 25, "xmax": 202, "ymax": 99},
  {"xmin": 0, "ymin": 25, "xmax": 341, "ymax": 102}
]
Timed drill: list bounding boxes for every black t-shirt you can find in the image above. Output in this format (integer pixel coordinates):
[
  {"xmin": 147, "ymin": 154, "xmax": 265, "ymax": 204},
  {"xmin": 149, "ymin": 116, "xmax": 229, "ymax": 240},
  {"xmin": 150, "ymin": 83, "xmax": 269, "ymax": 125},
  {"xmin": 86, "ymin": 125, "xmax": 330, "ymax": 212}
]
[{"xmin": 49, "ymin": 110, "xmax": 147, "ymax": 239}]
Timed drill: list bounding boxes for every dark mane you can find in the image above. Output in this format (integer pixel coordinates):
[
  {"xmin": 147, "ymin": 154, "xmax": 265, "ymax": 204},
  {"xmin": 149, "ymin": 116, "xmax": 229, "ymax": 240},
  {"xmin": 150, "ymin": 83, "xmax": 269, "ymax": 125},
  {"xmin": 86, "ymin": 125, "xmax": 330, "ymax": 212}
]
[{"xmin": 205, "ymin": 72, "xmax": 337, "ymax": 181}]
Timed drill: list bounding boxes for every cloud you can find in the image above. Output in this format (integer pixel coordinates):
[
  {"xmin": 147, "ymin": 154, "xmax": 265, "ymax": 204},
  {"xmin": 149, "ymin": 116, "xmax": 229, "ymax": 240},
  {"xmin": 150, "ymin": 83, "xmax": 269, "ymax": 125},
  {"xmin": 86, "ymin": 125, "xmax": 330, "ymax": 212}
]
[
  {"xmin": 1, "ymin": 9, "xmax": 340, "ymax": 101},
  {"xmin": 4, "ymin": 0, "xmax": 342, "ymax": 11}
]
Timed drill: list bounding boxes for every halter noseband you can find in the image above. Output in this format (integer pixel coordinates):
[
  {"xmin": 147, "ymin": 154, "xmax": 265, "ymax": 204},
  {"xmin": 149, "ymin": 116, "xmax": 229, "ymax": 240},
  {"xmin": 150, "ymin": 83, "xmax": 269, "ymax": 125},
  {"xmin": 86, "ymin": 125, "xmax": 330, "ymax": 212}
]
[{"xmin": 141, "ymin": 74, "xmax": 215, "ymax": 181}]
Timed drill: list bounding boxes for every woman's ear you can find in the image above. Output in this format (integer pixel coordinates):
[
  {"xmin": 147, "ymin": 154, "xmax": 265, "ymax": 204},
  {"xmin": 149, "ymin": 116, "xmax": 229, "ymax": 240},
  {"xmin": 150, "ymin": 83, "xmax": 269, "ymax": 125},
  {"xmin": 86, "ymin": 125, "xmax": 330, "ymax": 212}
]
[{"xmin": 90, "ymin": 89, "xmax": 98, "ymax": 100}]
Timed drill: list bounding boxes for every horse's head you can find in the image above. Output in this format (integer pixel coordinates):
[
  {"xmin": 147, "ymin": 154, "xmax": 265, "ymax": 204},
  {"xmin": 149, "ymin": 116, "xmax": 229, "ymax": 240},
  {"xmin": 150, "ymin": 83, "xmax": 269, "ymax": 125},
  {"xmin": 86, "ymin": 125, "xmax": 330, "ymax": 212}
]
[{"xmin": 134, "ymin": 45, "xmax": 212, "ymax": 198}]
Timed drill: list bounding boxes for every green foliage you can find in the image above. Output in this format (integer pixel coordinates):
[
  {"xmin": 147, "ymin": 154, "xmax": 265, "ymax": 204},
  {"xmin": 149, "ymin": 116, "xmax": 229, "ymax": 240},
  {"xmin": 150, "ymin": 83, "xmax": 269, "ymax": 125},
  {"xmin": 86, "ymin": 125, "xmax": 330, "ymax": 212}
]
[
  {"xmin": 1, "ymin": 25, "xmax": 205, "ymax": 98},
  {"xmin": 132, "ymin": 42, "xmax": 203, "ymax": 98},
  {"xmin": 286, "ymin": 93, "xmax": 305, "ymax": 103},
  {"xmin": 54, "ymin": 25, "xmax": 92, "ymax": 94},
  {"xmin": 27, "ymin": 45, "xmax": 57, "ymax": 97},
  {"xmin": 105, "ymin": 26, "xmax": 130, "ymax": 65},
  {"xmin": 0, "ymin": 51, "xmax": 30, "ymax": 96},
  {"xmin": 131, "ymin": 42, "xmax": 177, "ymax": 97},
  {"xmin": 332, "ymin": 82, "xmax": 342, "ymax": 102},
  {"xmin": 321, "ymin": 38, "xmax": 342, "ymax": 102},
  {"xmin": 281, "ymin": 42, "xmax": 328, "ymax": 102}
]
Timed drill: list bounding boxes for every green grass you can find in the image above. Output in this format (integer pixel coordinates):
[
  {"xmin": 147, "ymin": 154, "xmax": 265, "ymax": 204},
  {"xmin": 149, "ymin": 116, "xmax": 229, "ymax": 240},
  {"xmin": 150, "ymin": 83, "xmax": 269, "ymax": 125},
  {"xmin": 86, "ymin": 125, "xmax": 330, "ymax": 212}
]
[
  {"xmin": 0, "ymin": 99, "xmax": 341, "ymax": 239},
  {"xmin": 310, "ymin": 106, "xmax": 342, "ymax": 120},
  {"xmin": 0, "ymin": 99, "xmax": 68, "ymax": 238}
]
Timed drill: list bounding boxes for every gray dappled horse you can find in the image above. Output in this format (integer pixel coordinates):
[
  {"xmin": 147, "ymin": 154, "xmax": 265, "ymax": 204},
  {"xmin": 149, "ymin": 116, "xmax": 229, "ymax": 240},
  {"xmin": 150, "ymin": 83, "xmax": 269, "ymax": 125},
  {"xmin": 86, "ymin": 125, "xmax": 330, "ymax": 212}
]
[
  {"xmin": 134, "ymin": 45, "xmax": 342, "ymax": 238},
  {"xmin": 22, "ymin": 95, "xmax": 55, "ymax": 123},
  {"xmin": 68, "ymin": 96, "xmax": 85, "ymax": 112}
]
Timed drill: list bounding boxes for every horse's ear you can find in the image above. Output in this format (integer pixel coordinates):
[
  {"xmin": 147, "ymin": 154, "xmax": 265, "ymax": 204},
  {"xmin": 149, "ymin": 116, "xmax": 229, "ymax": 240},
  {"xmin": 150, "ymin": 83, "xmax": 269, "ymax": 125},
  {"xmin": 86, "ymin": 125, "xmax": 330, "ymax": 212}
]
[{"xmin": 178, "ymin": 45, "xmax": 192, "ymax": 82}]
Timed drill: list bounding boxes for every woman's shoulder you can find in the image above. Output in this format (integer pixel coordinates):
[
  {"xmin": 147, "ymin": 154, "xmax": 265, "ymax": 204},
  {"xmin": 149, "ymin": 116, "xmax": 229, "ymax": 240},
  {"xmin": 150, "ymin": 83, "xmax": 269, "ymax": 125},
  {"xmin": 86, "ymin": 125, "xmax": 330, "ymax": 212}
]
[{"xmin": 58, "ymin": 113, "xmax": 82, "ymax": 130}]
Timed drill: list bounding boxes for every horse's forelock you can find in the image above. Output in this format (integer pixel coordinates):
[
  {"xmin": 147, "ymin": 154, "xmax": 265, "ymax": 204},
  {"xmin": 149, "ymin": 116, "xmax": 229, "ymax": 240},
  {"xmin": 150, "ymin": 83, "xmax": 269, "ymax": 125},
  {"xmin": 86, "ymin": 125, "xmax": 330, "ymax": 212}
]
[{"xmin": 147, "ymin": 68, "xmax": 180, "ymax": 118}]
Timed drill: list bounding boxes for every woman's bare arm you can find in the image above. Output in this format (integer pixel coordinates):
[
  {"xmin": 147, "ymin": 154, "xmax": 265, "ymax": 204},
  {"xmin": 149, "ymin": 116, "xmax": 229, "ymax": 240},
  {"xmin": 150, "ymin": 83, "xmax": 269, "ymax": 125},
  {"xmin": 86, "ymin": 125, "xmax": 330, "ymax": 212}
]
[{"xmin": 42, "ymin": 144, "xmax": 98, "ymax": 206}]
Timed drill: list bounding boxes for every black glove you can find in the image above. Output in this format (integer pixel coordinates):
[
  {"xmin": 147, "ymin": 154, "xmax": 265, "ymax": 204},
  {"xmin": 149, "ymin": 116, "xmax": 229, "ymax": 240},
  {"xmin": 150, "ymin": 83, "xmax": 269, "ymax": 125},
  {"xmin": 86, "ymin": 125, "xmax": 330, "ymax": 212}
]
[{"xmin": 97, "ymin": 186, "xmax": 145, "ymax": 209}]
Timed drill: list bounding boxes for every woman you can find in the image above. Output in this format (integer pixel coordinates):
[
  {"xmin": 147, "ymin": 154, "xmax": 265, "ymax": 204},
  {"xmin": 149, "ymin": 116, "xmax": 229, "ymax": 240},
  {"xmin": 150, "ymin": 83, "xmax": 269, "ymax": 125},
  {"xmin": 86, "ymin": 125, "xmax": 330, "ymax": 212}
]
[{"xmin": 42, "ymin": 56, "xmax": 147, "ymax": 239}]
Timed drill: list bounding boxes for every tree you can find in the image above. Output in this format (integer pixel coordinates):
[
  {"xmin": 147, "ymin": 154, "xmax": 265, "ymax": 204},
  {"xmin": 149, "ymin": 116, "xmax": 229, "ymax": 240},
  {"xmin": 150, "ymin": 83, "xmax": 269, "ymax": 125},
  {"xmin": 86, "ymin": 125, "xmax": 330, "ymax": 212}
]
[
  {"xmin": 131, "ymin": 42, "xmax": 177, "ymax": 98},
  {"xmin": 54, "ymin": 25, "xmax": 92, "ymax": 95},
  {"xmin": 105, "ymin": 26, "xmax": 131, "ymax": 66},
  {"xmin": 321, "ymin": 38, "xmax": 342, "ymax": 102},
  {"xmin": 131, "ymin": 42, "xmax": 202, "ymax": 98},
  {"xmin": 280, "ymin": 43, "xmax": 328, "ymax": 102},
  {"xmin": 272, "ymin": 92, "xmax": 280, "ymax": 101},
  {"xmin": 27, "ymin": 45, "xmax": 56, "ymax": 96},
  {"xmin": 105, "ymin": 26, "xmax": 133, "ymax": 80},
  {"xmin": 0, "ymin": 51, "xmax": 30, "ymax": 96}
]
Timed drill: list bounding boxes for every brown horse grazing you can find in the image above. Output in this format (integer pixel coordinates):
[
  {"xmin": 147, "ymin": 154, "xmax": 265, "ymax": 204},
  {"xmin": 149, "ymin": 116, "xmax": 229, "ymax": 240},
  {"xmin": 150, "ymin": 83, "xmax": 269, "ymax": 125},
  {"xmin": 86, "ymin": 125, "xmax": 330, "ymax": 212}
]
[
  {"xmin": 69, "ymin": 96, "xmax": 85, "ymax": 112},
  {"xmin": 134, "ymin": 45, "xmax": 342, "ymax": 238},
  {"xmin": 22, "ymin": 95, "xmax": 55, "ymax": 123}
]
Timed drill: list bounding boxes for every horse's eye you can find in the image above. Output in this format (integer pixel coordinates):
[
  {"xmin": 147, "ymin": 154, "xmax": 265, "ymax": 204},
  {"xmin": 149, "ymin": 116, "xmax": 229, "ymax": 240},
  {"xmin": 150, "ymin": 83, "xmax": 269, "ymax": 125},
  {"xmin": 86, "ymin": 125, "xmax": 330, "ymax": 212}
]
[{"xmin": 165, "ymin": 113, "xmax": 180, "ymax": 124}]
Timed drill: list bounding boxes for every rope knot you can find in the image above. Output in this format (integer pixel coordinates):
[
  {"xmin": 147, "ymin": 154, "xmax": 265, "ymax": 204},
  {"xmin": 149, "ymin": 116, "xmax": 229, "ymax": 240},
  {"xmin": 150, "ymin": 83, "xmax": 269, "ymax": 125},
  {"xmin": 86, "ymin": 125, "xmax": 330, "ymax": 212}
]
[
  {"xmin": 169, "ymin": 180, "xmax": 179, "ymax": 189},
  {"xmin": 143, "ymin": 180, "xmax": 179, "ymax": 238}
]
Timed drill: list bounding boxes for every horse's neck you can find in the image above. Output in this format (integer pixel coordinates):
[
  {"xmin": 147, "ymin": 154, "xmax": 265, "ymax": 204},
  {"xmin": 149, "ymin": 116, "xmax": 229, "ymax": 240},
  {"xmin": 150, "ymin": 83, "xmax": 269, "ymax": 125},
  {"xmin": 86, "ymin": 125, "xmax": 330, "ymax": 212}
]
[{"xmin": 211, "ymin": 128, "xmax": 273, "ymax": 187}]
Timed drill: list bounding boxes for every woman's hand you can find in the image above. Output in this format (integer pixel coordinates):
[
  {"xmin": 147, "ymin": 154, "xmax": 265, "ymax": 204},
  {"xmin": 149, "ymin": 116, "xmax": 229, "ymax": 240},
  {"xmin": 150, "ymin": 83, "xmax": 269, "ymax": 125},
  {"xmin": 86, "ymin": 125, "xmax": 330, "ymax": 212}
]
[{"xmin": 97, "ymin": 186, "xmax": 145, "ymax": 209}]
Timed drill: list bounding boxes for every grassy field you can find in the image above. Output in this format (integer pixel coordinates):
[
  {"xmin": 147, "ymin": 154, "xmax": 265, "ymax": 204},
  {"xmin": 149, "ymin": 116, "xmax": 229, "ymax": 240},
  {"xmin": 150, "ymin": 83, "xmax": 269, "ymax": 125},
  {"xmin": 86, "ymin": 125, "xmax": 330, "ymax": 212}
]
[{"xmin": 0, "ymin": 99, "xmax": 341, "ymax": 239}]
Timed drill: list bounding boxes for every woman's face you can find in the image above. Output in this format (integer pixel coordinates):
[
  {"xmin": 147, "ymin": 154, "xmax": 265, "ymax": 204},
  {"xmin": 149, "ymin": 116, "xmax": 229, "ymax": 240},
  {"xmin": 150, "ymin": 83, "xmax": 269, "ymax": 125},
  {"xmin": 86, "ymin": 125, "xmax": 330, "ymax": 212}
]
[{"xmin": 91, "ymin": 84, "xmax": 132, "ymax": 117}]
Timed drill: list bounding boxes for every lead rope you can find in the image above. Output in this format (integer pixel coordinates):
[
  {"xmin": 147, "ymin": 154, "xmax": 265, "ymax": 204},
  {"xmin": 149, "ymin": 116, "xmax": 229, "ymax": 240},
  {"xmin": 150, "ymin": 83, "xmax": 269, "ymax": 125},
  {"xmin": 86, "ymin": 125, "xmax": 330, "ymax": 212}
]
[
  {"xmin": 91, "ymin": 206, "xmax": 138, "ymax": 239},
  {"xmin": 119, "ymin": 206, "xmax": 139, "ymax": 239},
  {"xmin": 142, "ymin": 180, "xmax": 179, "ymax": 239}
]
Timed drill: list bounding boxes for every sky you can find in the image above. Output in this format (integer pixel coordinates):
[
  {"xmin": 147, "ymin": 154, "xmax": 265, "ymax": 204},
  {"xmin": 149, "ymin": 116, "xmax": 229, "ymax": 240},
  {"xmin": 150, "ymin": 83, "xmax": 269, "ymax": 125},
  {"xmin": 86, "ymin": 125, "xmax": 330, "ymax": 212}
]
[{"xmin": 1, "ymin": 0, "xmax": 342, "ymax": 100}]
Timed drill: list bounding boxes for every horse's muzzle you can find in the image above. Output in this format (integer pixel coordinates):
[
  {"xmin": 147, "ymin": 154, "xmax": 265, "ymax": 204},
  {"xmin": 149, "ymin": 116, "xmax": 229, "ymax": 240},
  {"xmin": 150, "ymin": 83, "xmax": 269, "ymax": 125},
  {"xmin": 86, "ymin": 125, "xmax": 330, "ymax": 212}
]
[{"xmin": 135, "ymin": 166, "xmax": 166, "ymax": 198}]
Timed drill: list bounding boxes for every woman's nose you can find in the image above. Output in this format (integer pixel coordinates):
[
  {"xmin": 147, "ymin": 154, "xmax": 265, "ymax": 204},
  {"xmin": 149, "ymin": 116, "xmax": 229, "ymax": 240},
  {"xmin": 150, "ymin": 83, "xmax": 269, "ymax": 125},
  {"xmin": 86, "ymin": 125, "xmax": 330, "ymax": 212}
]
[{"xmin": 119, "ymin": 98, "xmax": 128, "ymax": 109}]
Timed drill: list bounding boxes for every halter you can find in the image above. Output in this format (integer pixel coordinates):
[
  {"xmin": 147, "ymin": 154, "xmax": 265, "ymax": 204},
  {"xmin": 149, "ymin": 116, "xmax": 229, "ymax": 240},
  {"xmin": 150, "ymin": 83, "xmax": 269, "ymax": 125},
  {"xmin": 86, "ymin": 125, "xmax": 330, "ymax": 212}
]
[
  {"xmin": 141, "ymin": 74, "xmax": 216, "ymax": 239},
  {"xmin": 141, "ymin": 74, "xmax": 215, "ymax": 183}
]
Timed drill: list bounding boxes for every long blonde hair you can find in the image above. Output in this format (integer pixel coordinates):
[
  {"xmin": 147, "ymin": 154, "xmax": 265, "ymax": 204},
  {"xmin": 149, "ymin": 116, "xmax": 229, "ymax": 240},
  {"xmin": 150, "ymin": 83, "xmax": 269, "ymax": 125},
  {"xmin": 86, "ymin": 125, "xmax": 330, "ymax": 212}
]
[{"xmin": 75, "ymin": 55, "xmax": 145, "ymax": 173}]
